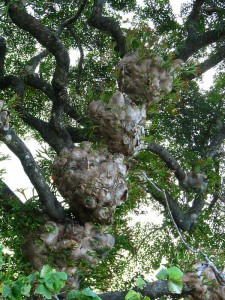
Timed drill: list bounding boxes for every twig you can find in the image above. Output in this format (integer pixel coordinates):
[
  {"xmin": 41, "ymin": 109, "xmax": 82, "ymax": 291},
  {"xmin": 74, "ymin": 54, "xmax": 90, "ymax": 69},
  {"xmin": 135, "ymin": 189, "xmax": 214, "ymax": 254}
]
[{"xmin": 127, "ymin": 225, "xmax": 164, "ymax": 263}]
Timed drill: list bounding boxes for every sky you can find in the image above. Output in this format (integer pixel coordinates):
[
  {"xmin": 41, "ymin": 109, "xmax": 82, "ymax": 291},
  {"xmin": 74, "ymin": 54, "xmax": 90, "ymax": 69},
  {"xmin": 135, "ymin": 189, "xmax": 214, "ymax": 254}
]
[{"xmin": 0, "ymin": 0, "xmax": 215, "ymax": 201}]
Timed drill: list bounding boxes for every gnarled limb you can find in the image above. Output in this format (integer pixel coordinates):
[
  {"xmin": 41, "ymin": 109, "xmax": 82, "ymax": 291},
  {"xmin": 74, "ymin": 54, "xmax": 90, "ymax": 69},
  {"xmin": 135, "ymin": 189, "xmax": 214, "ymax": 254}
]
[
  {"xmin": 88, "ymin": 0, "xmax": 126, "ymax": 56},
  {"xmin": 147, "ymin": 142, "xmax": 186, "ymax": 181},
  {"xmin": 145, "ymin": 178, "xmax": 204, "ymax": 231},
  {"xmin": 58, "ymin": 0, "xmax": 88, "ymax": 34},
  {"xmin": 175, "ymin": 0, "xmax": 225, "ymax": 62},
  {"xmin": 24, "ymin": 74, "xmax": 56, "ymax": 101},
  {"xmin": 22, "ymin": 112, "xmax": 72, "ymax": 153},
  {"xmin": 0, "ymin": 74, "xmax": 71, "ymax": 152},
  {"xmin": 98, "ymin": 281, "xmax": 193, "ymax": 300},
  {"xmin": 1, "ymin": 129, "xmax": 66, "ymax": 221},
  {"xmin": 196, "ymin": 44, "xmax": 225, "ymax": 76},
  {"xmin": 178, "ymin": 28, "xmax": 225, "ymax": 61},
  {"xmin": 0, "ymin": 75, "xmax": 24, "ymax": 99},
  {"xmin": 5, "ymin": 1, "xmax": 73, "ymax": 148},
  {"xmin": 5, "ymin": 1, "xmax": 69, "ymax": 92},
  {"xmin": 186, "ymin": 0, "xmax": 205, "ymax": 36}
]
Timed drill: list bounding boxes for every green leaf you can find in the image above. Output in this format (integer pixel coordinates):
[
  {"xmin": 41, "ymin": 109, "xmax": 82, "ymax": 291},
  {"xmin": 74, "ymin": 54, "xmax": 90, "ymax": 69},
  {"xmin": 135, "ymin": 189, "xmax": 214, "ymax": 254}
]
[
  {"xmin": 82, "ymin": 287, "xmax": 101, "ymax": 299},
  {"xmin": 40, "ymin": 265, "xmax": 55, "ymax": 278},
  {"xmin": 156, "ymin": 268, "xmax": 168, "ymax": 280},
  {"xmin": 11, "ymin": 284, "xmax": 22, "ymax": 300},
  {"xmin": 21, "ymin": 283, "xmax": 31, "ymax": 296},
  {"xmin": 28, "ymin": 271, "xmax": 39, "ymax": 283},
  {"xmin": 35, "ymin": 283, "xmax": 52, "ymax": 299},
  {"xmin": 66, "ymin": 289, "xmax": 81, "ymax": 299},
  {"xmin": 125, "ymin": 290, "xmax": 141, "ymax": 300},
  {"xmin": 44, "ymin": 272, "xmax": 67, "ymax": 293},
  {"xmin": 168, "ymin": 280, "xmax": 183, "ymax": 294},
  {"xmin": 143, "ymin": 297, "xmax": 151, "ymax": 300},
  {"xmin": 2, "ymin": 285, "xmax": 12, "ymax": 297},
  {"xmin": 135, "ymin": 277, "xmax": 146, "ymax": 290},
  {"xmin": 167, "ymin": 266, "xmax": 183, "ymax": 282}
]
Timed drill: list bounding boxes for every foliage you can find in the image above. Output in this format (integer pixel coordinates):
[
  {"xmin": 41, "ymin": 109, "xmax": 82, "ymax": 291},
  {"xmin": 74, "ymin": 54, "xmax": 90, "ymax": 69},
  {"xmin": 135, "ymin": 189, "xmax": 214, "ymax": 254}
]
[
  {"xmin": 156, "ymin": 266, "xmax": 183, "ymax": 294},
  {"xmin": 0, "ymin": 248, "xmax": 67, "ymax": 300}
]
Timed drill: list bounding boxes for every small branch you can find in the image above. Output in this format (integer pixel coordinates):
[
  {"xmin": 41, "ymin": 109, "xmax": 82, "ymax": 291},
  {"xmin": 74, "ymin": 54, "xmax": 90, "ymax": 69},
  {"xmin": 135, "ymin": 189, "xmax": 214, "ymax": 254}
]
[
  {"xmin": 58, "ymin": 0, "xmax": 88, "ymax": 34},
  {"xmin": 24, "ymin": 75, "xmax": 86, "ymax": 123},
  {"xmin": 184, "ymin": 44, "xmax": 225, "ymax": 80},
  {"xmin": 88, "ymin": 0, "xmax": 126, "ymax": 57},
  {"xmin": 23, "ymin": 50, "xmax": 49, "ymax": 75},
  {"xmin": 147, "ymin": 142, "xmax": 186, "ymax": 181},
  {"xmin": 128, "ymin": 225, "xmax": 164, "ymax": 262},
  {"xmin": 207, "ymin": 193, "xmax": 219, "ymax": 210},
  {"xmin": 1, "ymin": 129, "xmax": 66, "ymax": 221}
]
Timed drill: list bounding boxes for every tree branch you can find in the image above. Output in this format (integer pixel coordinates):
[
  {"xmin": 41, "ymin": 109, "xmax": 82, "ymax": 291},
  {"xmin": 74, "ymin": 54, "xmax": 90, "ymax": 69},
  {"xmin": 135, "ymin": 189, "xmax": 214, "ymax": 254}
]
[
  {"xmin": 5, "ymin": 1, "xmax": 73, "ymax": 147},
  {"xmin": 5, "ymin": 1, "xmax": 69, "ymax": 92},
  {"xmin": 1, "ymin": 129, "xmax": 66, "ymax": 221},
  {"xmin": 197, "ymin": 44, "xmax": 225, "ymax": 75},
  {"xmin": 24, "ymin": 74, "xmax": 56, "ymax": 101},
  {"xmin": 22, "ymin": 112, "xmax": 72, "ymax": 153},
  {"xmin": 183, "ymin": 44, "xmax": 225, "ymax": 80},
  {"xmin": 58, "ymin": 0, "xmax": 88, "ymax": 34},
  {"xmin": 147, "ymin": 142, "xmax": 186, "ymax": 181},
  {"xmin": 88, "ymin": 0, "xmax": 126, "ymax": 57},
  {"xmin": 177, "ymin": 28, "xmax": 225, "ymax": 61},
  {"xmin": 0, "ymin": 179, "xmax": 23, "ymax": 207},
  {"xmin": 98, "ymin": 281, "xmax": 193, "ymax": 300},
  {"xmin": 0, "ymin": 37, "xmax": 6, "ymax": 78},
  {"xmin": 138, "ymin": 171, "xmax": 205, "ymax": 231},
  {"xmin": 175, "ymin": 0, "xmax": 225, "ymax": 62},
  {"xmin": 186, "ymin": 0, "xmax": 205, "ymax": 36},
  {"xmin": 24, "ymin": 74, "xmax": 86, "ymax": 123},
  {"xmin": 0, "ymin": 74, "xmax": 72, "ymax": 152},
  {"xmin": 23, "ymin": 50, "xmax": 49, "ymax": 76},
  {"xmin": 0, "ymin": 75, "xmax": 24, "ymax": 99}
]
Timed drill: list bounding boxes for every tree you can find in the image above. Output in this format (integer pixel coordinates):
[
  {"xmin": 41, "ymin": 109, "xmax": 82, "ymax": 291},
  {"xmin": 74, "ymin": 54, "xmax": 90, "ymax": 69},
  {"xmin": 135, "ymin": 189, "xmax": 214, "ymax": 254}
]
[{"xmin": 0, "ymin": 0, "xmax": 225, "ymax": 299}]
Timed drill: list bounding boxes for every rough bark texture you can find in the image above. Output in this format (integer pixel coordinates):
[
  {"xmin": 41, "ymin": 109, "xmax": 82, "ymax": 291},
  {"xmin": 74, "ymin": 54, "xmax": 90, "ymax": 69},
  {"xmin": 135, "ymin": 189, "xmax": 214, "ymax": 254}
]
[
  {"xmin": 88, "ymin": 0, "xmax": 126, "ymax": 56},
  {"xmin": 2, "ymin": 129, "xmax": 65, "ymax": 221}
]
